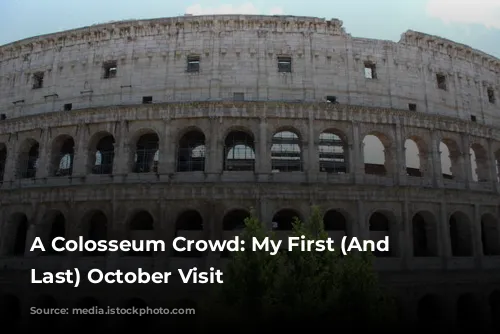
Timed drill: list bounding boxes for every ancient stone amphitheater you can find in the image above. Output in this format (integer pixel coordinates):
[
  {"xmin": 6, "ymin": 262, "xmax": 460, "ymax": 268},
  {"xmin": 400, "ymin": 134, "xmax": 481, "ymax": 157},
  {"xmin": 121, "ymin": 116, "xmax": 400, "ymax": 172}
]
[{"xmin": 0, "ymin": 14, "xmax": 499, "ymax": 332}]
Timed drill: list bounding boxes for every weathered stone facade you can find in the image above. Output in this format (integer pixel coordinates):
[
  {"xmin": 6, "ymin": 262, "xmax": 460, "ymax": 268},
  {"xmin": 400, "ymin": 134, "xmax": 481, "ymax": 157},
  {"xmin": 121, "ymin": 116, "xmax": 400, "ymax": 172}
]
[{"xmin": 0, "ymin": 14, "xmax": 499, "ymax": 332}]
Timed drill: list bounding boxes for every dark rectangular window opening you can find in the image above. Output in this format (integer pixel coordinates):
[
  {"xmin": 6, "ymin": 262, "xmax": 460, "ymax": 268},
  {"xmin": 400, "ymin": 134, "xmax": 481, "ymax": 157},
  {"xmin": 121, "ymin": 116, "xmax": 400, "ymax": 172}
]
[
  {"xmin": 187, "ymin": 55, "xmax": 200, "ymax": 72},
  {"xmin": 364, "ymin": 62, "xmax": 376, "ymax": 79},
  {"xmin": 278, "ymin": 56, "xmax": 292, "ymax": 73},
  {"xmin": 103, "ymin": 61, "xmax": 117, "ymax": 79},
  {"xmin": 142, "ymin": 96, "xmax": 153, "ymax": 104},
  {"xmin": 0, "ymin": 114, "xmax": 6, "ymax": 120},
  {"xmin": 32, "ymin": 72, "xmax": 44, "ymax": 89},
  {"xmin": 471, "ymin": 115, "xmax": 477, "ymax": 122},
  {"xmin": 63, "ymin": 103, "xmax": 72, "ymax": 111},
  {"xmin": 487, "ymin": 88, "xmax": 495, "ymax": 104},
  {"xmin": 233, "ymin": 92, "xmax": 244, "ymax": 101},
  {"xmin": 326, "ymin": 96, "xmax": 337, "ymax": 103},
  {"xmin": 436, "ymin": 73, "xmax": 447, "ymax": 90},
  {"xmin": 408, "ymin": 103, "xmax": 417, "ymax": 111}
]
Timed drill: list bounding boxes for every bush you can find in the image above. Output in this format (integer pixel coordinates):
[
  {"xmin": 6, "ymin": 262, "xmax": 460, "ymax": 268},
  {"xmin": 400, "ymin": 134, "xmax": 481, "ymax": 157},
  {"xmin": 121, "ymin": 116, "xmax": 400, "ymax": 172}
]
[{"xmin": 201, "ymin": 206, "xmax": 398, "ymax": 332}]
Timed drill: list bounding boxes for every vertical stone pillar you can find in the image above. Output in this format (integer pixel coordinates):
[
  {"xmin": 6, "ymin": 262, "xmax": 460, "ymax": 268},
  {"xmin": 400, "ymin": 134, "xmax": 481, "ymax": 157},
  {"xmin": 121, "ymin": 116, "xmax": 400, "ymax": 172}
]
[
  {"xmin": 36, "ymin": 128, "xmax": 50, "ymax": 178},
  {"xmin": 440, "ymin": 201, "xmax": 451, "ymax": 268},
  {"xmin": 472, "ymin": 204, "xmax": 483, "ymax": 269},
  {"xmin": 401, "ymin": 197, "xmax": 412, "ymax": 269},
  {"xmin": 395, "ymin": 122, "xmax": 407, "ymax": 185},
  {"xmin": 461, "ymin": 134, "xmax": 472, "ymax": 189},
  {"xmin": 258, "ymin": 116, "xmax": 270, "ymax": 174},
  {"xmin": 72, "ymin": 123, "xmax": 88, "ymax": 176},
  {"xmin": 431, "ymin": 130, "xmax": 443, "ymax": 188},
  {"xmin": 159, "ymin": 118, "xmax": 175, "ymax": 174},
  {"xmin": 487, "ymin": 139, "xmax": 498, "ymax": 192},
  {"xmin": 114, "ymin": 120, "xmax": 129, "ymax": 175},
  {"xmin": 307, "ymin": 110, "xmax": 317, "ymax": 179},
  {"xmin": 351, "ymin": 122, "xmax": 363, "ymax": 184},
  {"xmin": 3, "ymin": 140, "xmax": 17, "ymax": 182}
]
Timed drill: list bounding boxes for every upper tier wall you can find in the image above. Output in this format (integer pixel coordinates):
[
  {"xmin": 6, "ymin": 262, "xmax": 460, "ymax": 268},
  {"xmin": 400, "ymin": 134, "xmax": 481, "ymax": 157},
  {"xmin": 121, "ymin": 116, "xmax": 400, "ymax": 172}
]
[{"xmin": 0, "ymin": 15, "xmax": 499, "ymax": 125}]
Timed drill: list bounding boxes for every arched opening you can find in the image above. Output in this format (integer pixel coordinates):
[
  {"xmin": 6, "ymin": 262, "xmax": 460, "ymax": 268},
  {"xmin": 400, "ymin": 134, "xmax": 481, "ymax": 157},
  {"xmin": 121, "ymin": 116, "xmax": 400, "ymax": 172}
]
[
  {"xmin": 0, "ymin": 294, "xmax": 21, "ymax": 332},
  {"xmin": 51, "ymin": 135, "xmax": 75, "ymax": 176},
  {"xmin": 412, "ymin": 211, "xmax": 438, "ymax": 257},
  {"xmin": 404, "ymin": 138, "xmax": 423, "ymax": 177},
  {"xmin": 417, "ymin": 294, "xmax": 444, "ymax": 330},
  {"xmin": 17, "ymin": 139, "xmax": 39, "ymax": 179},
  {"xmin": 449, "ymin": 212, "xmax": 473, "ymax": 257},
  {"xmin": 177, "ymin": 130, "xmax": 206, "ymax": 172},
  {"xmin": 272, "ymin": 209, "xmax": 301, "ymax": 251},
  {"xmin": 121, "ymin": 298, "xmax": 150, "ymax": 331},
  {"xmin": 33, "ymin": 295, "xmax": 59, "ymax": 331},
  {"xmin": 368, "ymin": 211, "xmax": 394, "ymax": 257},
  {"xmin": 72, "ymin": 297, "xmax": 101, "ymax": 332},
  {"xmin": 223, "ymin": 130, "xmax": 255, "ymax": 171},
  {"xmin": 42, "ymin": 211, "xmax": 66, "ymax": 255},
  {"xmin": 271, "ymin": 130, "xmax": 302, "ymax": 172},
  {"xmin": 363, "ymin": 133, "xmax": 390, "ymax": 176},
  {"xmin": 1, "ymin": 213, "xmax": 28, "ymax": 256},
  {"xmin": 0, "ymin": 144, "xmax": 7, "ymax": 181},
  {"xmin": 470, "ymin": 143, "xmax": 489, "ymax": 182},
  {"xmin": 174, "ymin": 210, "xmax": 204, "ymax": 257},
  {"xmin": 318, "ymin": 131, "xmax": 347, "ymax": 173},
  {"xmin": 89, "ymin": 132, "xmax": 115, "ymax": 174},
  {"xmin": 481, "ymin": 214, "xmax": 500, "ymax": 255},
  {"xmin": 489, "ymin": 290, "xmax": 500, "ymax": 332},
  {"xmin": 323, "ymin": 210, "xmax": 348, "ymax": 245},
  {"xmin": 84, "ymin": 211, "xmax": 108, "ymax": 256},
  {"xmin": 456, "ymin": 294, "xmax": 481, "ymax": 333},
  {"xmin": 133, "ymin": 133, "xmax": 159, "ymax": 173},
  {"xmin": 127, "ymin": 210, "xmax": 154, "ymax": 256},
  {"xmin": 440, "ymin": 139, "xmax": 461, "ymax": 180},
  {"xmin": 221, "ymin": 209, "xmax": 250, "ymax": 257}
]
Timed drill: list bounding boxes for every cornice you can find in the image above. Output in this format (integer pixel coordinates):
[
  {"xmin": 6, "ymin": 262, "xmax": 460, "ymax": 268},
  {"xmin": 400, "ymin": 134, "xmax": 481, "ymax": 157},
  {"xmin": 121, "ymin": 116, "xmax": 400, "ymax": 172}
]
[
  {"xmin": 400, "ymin": 30, "xmax": 500, "ymax": 73},
  {"xmin": 0, "ymin": 15, "xmax": 345, "ymax": 60},
  {"xmin": 0, "ymin": 101, "xmax": 496, "ymax": 139}
]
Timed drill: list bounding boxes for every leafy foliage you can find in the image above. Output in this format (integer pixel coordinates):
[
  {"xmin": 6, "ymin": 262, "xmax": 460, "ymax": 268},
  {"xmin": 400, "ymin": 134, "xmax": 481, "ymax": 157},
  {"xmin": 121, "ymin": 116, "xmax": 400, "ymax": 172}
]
[{"xmin": 201, "ymin": 206, "xmax": 398, "ymax": 332}]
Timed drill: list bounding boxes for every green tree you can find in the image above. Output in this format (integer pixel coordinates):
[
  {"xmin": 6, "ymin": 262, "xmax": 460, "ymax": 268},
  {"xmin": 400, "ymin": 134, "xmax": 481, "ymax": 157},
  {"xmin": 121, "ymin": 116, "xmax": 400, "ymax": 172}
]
[{"xmin": 201, "ymin": 206, "xmax": 398, "ymax": 332}]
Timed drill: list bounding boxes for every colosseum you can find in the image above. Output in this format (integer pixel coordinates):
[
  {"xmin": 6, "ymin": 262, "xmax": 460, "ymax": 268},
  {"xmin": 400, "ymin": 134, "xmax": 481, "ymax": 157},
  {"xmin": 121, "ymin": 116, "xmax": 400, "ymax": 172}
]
[{"xmin": 0, "ymin": 13, "xmax": 499, "ymax": 332}]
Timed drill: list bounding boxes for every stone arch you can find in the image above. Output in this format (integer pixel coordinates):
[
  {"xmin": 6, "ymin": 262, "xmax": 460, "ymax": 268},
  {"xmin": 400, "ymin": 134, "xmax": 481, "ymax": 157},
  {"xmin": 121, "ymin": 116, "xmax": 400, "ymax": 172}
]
[
  {"xmin": 40, "ymin": 210, "xmax": 66, "ymax": 255},
  {"xmin": 271, "ymin": 128, "xmax": 302, "ymax": 172},
  {"xmin": 272, "ymin": 208, "xmax": 302, "ymax": 231},
  {"xmin": 131, "ymin": 130, "xmax": 159, "ymax": 173},
  {"xmin": 318, "ymin": 128, "xmax": 348, "ymax": 174},
  {"xmin": 0, "ymin": 143, "xmax": 6, "ymax": 181},
  {"xmin": 221, "ymin": 209, "xmax": 251, "ymax": 257},
  {"xmin": 223, "ymin": 129, "xmax": 255, "ymax": 171},
  {"xmin": 50, "ymin": 134, "xmax": 75, "ymax": 177},
  {"xmin": 362, "ymin": 131, "xmax": 392, "ymax": 176},
  {"xmin": 405, "ymin": 136, "xmax": 427, "ymax": 177},
  {"xmin": 470, "ymin": 143, "xmax": 489, "ymax": 182},
  {"xmin": 456, "ymin": 293, "xmax": 482, "ymax": 333},
  {"xmin": 88, "ymin": 131, "xmax": 115, "ymax": 174},
  {"xmin": 72, "ymin": 297, "xmax": 105, "ymax": 334},
  {"xmin": 1, "ymin": 212, "xmax": 29, "ymax": 256},
  {"xmin": 177, "ymin": 128, "xmax": 206, "ymax": 172},
  {"xmin": 440, "ymin": 138, "xmax": 461, "ymax": 180},
  {"xmin": 412, "ymin": 211, "xmax": 438, "ymax": 257},
  {"xmin": 449, "ymin": 211, "xmax": 473, "ymax": 257},
  {"xmin": 417, "ymin": 294, "xmax": 444, "ymax": 330},
  {"xmin": 0, "ymin": 294, "xmax": 21, "ymax": 331},
  {"xmin": 32, "ymin": 295, "xmax": 59, "ymax": 331},
  {"xmin": 127, "ymin": 210, "xmax": 154, "ymax": 256},
  {"xmin": 16, "ymin": 138, "xmax": 39, "ymax": 179},
  {"xmin": 368, "ymin": 210, "xmax": 397, "ymax": 257},
  {"xmin": 121, "ymin": 298, "xmax": 150, "ymax": 331},
  {"xmin": 481, "ymin": 213, "xmax": 500, "ymax": 255},
  {"xmin": 174, "ymin": 209, "xmax": 204, "ymax": 257},
  {"xmin": 323, "ymin": 209, "xmax": 349, "ymax": 245},
  {"xmin": 489, "ymin": 290, "xmax": 500, "ymax": 332},
  {"xmin": 81, "ymin": 210, "xmax": 108, "ymax": 256}
]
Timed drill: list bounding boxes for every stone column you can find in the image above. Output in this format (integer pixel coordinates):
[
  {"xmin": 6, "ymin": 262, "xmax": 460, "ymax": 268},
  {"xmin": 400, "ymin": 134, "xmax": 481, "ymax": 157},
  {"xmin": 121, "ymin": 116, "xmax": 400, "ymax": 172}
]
[
  {"xmin": 394, "ymin": 122, "xmax": 406, "ymax": 185},
  {"xmin": 2, "ymin": 140, "xmax": 17, "ymax": 182},
  {"xmin": 257, "ymin": 117, "xmax": 270, "ymax": 174},
  {"xmin": 36, "ymin": 128, "xmax": 50, "ymax": 178},
  {"xmin": 207, "ymin": 118, "xmax": 221, "ymax": 174},
  {"xmin": 71, "ymin": 123, "xmax": 88, "ymax": 176},
  {"xmin": 487, "ymin": 139, "xmax": 498, "ymax": 192},
  {"xmin": 114, "ymin": 120, "xmax": 129, "ymax": 175},
  {"xmin": 351, "ymin": 123, "xmax": 363, "ymax": 184},
  {"xmin": 440, "ymin": 201, "xmax": 451, "ymax": 268},
  {"xmin": 401, "ymin": 197, "xmax": 411, "ymax": 269},
  {"xmin": 472, "ymin": 204, "xmax": 483, "ymax": 269},
  {"xmin": 431, "ymin": 130, "xmax": 443, "ymax": 188},
  {"xmin": 307, "ymin": 111, "xmax": 318, "ymax": 179},
  {"xmin": 461, "ymin": 135, "xmax": 472, "ymax": 188},
  {"xmin": 159, "ymin": 118, "xmax": 175, "ymax": 174}
]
